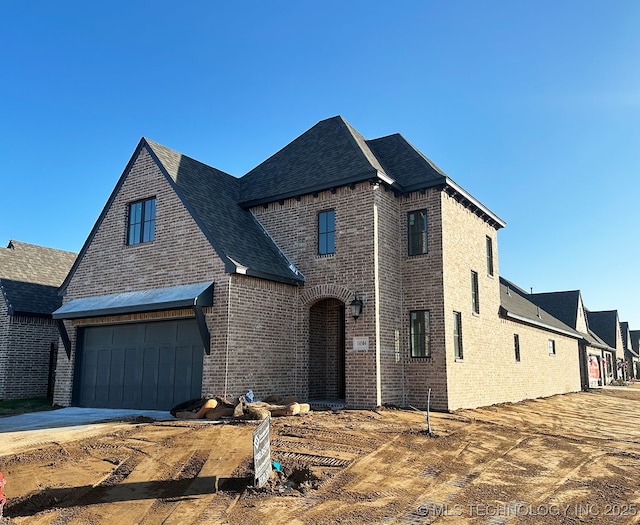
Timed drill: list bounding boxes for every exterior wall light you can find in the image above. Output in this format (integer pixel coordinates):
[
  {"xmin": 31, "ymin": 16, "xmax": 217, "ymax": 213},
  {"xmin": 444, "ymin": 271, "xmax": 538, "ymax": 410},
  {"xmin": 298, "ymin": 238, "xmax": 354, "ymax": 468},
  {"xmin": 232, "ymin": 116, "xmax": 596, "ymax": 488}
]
[{"xmin": 350, "ymin": 295, "xmax": 363, "ymax": 321}]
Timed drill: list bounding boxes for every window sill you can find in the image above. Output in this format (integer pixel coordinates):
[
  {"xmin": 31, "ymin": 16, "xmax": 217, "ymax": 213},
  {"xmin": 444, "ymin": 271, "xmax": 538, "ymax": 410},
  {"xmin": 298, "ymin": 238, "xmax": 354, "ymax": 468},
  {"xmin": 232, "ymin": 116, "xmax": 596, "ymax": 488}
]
[{"xmin": 316, "ymin": 253, "xmax": 335, "ymax": 259}]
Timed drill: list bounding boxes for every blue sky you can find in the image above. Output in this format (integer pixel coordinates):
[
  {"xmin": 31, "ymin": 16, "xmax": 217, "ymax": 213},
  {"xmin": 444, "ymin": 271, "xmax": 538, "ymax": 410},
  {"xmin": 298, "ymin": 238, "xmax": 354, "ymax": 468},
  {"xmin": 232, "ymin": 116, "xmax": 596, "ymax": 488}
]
[{"xmin": 1, "ymin": 2, "xmax": 639, "ymax": 324}]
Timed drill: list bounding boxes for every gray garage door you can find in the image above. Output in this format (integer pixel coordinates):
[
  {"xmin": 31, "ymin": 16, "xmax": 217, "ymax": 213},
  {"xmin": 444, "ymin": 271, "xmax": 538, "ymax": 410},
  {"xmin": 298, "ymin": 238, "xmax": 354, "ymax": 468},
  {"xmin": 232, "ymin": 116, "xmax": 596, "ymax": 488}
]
[{"xmin": 74, "ymin": 319, "xmax": 204, "ymax": 410}]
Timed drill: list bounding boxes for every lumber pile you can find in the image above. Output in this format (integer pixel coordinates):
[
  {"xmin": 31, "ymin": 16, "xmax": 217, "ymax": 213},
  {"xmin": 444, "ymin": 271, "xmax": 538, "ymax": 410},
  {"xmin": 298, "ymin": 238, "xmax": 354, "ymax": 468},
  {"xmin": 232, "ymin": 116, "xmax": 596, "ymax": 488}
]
[{"xmin": 171, "ymin": 395, "xmax": 311, "ymax": 421}]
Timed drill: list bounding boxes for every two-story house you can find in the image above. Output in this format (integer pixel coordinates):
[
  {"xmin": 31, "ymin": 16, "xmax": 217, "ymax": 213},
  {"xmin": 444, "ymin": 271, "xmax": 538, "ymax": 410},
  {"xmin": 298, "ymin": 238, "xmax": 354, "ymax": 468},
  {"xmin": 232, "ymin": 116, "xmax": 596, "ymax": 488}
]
[{"xmin": 52, "ymin": 116, "xmax": 582, "ymax": 411}]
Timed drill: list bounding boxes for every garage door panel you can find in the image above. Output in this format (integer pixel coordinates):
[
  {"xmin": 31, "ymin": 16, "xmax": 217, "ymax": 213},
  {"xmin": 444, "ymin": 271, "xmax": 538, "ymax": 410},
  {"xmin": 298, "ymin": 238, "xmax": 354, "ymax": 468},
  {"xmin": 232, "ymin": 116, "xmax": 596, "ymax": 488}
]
[{"xmin": 77, "ymin": 320, "xmax": 204, "ymax": 410}]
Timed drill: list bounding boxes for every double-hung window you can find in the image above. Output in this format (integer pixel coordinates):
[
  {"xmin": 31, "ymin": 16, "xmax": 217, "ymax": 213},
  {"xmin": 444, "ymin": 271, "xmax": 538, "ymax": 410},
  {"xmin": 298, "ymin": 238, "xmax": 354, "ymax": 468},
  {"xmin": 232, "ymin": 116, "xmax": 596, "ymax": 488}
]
[
  {"xmin": 127, "ymin": 198, "xmax": 156, "ymax": 245},
  {"xmin": 410, "ymin": 310, "xmax": 431, "ymax": 358},
  {"xmin": 318, "ymin": 209, "xmax": 335, "ymax": 255},
  {"xmin": 453, "ymin": 311, "xmax": 463, "ymax": 359},
  {"xmin": 407, "ymin": 210, "xmax": 428, "ymax": 256}
]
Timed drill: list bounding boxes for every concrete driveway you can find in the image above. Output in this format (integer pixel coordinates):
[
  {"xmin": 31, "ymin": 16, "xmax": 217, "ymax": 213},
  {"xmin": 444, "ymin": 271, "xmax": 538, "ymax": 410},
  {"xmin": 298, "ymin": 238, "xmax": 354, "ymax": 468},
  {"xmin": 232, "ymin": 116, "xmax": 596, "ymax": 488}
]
[
  {"xmin": 0, "ymin": 406, "xmax": 172, "ymax": 433},
  {"xmin": 1, "ymin": 407, "xmax": 175, "ymax": 455}
]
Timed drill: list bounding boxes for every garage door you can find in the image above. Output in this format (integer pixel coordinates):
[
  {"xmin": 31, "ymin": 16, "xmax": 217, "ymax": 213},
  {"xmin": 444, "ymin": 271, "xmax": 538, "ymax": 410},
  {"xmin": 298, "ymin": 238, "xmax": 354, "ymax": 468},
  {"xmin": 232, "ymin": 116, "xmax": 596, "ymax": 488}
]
[{"xmin": 74, "ymin": 319, "xmax": 204, "ymax": 410}]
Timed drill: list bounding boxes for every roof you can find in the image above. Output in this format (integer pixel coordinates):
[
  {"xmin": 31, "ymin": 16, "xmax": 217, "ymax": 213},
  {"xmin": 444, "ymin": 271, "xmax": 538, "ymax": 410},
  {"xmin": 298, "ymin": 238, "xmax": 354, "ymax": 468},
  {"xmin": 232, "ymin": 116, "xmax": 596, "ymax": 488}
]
[
  {"xmin": 0, "ymin": 240, "xmax": 76, "ymax": 286},
  {"xmin": 631, "ymin": 331, "xmax": 640, "ymax": 353},
  {"xmin": 499, "ymin": 277, "xmax": 580, "ymax": 338},
  {"xmin": 0, "ymin": 240, "xmax": 76, "ymax": 316},
  {"xmin": 585, "ymin": 310, "xmax": 620, "ymax": 350},
  {"xmin": 145, "ymin": 139, "xmax": 303, "ymax": 285},
  {"xmin": 0, "ymin": 279, "xmax": 62, "ymax": 316},
  {"xmin": 239, "ymin": 116, "xmax": 505, "ymax": 229}
]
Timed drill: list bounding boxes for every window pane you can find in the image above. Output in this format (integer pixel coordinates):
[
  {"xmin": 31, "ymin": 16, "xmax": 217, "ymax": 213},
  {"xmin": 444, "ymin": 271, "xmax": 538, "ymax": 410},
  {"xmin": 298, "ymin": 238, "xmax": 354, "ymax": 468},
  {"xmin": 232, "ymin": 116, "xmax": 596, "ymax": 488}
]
[
  {"xmin": 471, "ymin": 271, "xmax": 479, "ymax": 314},
  {"xmin": 486, "ymin": 236, "xmax": 494, "ymax": 276},
  {"xmin": 453, "ymin": 311, "xmax": 463, "ymax": 359},
  {"xmin": 318, "ymin": 210, "xmax": 335, "ymax": 255},
  {"xmin": 410, "ymin": 310, "xmax": 430, "ymax": 358}
]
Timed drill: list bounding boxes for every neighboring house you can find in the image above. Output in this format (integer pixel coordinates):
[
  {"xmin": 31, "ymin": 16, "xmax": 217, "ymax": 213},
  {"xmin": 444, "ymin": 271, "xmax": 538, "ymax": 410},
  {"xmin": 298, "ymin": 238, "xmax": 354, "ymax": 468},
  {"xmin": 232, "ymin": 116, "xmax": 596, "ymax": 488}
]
[
  {"xmin": 631, "ymin": 331, "xmax": 640, "ymax": 379},
  {"xmin": 620, "ymin": 322, "xmax": 639, "ymax": 380},
  {"xmin": 0, "ymin": 240, "xmax": 76, "ymax": 399},
  {"xmin": 53, "ymin": 116, "xmax": 582, "ymax": 412},
  {"xmin": 586, "ymin": 310, "xmax": 624, "ymax": 384},
  {"xmin": 527, "ymin": 290, "xmax": 613, "ymax": 389}
]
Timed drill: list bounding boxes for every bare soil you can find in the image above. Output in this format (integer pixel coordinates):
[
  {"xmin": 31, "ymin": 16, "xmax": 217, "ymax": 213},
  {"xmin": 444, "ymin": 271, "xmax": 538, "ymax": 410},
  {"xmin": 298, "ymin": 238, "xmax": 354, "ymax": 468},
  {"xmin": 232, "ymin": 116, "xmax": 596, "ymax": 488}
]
[{"xmin": 2, "ymin": 387, "xmax": 640, "ymax": 524}]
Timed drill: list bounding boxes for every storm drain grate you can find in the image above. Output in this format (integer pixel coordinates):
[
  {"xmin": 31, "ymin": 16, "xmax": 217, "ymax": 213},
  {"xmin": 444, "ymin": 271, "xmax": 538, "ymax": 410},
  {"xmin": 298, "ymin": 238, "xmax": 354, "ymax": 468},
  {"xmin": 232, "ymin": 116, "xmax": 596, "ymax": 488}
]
[{"xmin": 275, "ymin": 452, "xmax": 351, "ymax": 468}]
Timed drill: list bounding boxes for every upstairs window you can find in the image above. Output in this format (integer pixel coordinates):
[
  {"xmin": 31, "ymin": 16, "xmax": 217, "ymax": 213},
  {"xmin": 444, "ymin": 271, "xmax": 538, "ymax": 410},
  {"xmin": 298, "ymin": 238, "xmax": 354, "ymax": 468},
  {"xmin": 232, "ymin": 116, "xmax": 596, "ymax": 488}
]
[
  {"xmin": 318, "ymin": 209, "xmax": 335, "ymax": 255},
  {"xmin": 410, "ymin": 310, "xmax": 431, "ymax": 358},
  {"xmin": 514, "ymin": 334, "xmax": 521, "ymax": 362},
  {"xmin": 471, "ymin": 270, "xmax": 480, "ymax": 314},
  {"xmin": 486, "ymin": 236, "xmax": 494, "ymax": 276},
  {"xmin": 548, "ymin": 339, "xmax": 556, "ymax": 355},
  {"xmin": 453, "ymin": 311, "xmax": 463, "ymax": 359},
  {"xmin": 408, "ymin": 210, "xmax": 428, "ymax": 255},
  {"xmin": 128, "ymin": 198, "xmax": 156, "ymax": 245}
]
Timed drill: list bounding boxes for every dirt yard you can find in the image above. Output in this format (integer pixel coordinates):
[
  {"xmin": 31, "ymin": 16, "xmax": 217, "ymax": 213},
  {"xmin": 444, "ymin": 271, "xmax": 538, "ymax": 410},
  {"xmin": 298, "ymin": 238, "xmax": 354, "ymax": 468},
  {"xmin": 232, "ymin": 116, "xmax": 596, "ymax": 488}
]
[{"xmin": 2, "ymin": 387, "xmax": 640, "ymax": 524}]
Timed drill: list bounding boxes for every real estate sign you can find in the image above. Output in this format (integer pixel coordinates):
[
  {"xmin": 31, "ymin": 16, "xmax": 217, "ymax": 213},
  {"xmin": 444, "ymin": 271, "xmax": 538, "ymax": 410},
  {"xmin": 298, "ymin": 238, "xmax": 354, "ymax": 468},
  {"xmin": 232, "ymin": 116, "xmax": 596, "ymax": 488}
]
[{"xmin": 253, "ymin": 415, "xmax": 271, "ymax": 488}]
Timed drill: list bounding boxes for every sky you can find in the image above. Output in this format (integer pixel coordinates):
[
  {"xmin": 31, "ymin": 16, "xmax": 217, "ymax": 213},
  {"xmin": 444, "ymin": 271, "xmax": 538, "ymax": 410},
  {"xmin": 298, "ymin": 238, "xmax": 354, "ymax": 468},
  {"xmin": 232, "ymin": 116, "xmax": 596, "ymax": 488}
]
[{"xmin": 1, "ymin": 1, "xmax": 639, "ymax": 324}]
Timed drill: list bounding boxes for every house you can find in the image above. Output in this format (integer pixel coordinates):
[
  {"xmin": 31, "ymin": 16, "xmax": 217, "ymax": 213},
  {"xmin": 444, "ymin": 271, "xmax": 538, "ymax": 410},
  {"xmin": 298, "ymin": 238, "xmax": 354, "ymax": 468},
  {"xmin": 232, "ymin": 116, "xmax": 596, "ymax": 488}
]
[
  {"xmin": 586, "ymin": 310, "xmax": 624, "ymax": 384},
  {"xmin": 527, "ymin": 290, "xmax": 613, "ymax": 389},
  {"xmin": 52, "ymin": 116, "xmax": 582, "ymax": 412},
  {"xmin": 631, "ymin": 330, "xmax": 640, "ymax": 379},
  {"xmin": 0, "ymin": 240, "xmax": 76, "ymax": 399},
  {"xmin": 620, "ymin": 322, "xmax": 639, "ymax": 380}
]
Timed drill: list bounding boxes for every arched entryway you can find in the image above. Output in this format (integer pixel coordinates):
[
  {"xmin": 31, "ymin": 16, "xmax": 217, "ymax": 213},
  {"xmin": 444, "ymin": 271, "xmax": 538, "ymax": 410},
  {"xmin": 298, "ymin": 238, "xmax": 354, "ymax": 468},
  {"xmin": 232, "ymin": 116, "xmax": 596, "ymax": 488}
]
[{"xmin": 309, "ymin": 298, "xmax": 346, "ymax": 400}]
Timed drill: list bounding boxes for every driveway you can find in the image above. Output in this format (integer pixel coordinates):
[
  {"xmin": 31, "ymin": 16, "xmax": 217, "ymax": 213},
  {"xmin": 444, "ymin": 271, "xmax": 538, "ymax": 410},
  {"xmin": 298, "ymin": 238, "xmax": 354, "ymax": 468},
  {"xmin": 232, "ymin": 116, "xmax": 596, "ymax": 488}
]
[{"xmin": 0, "ymin": 407, "xmax": 173, "ymax": 454}]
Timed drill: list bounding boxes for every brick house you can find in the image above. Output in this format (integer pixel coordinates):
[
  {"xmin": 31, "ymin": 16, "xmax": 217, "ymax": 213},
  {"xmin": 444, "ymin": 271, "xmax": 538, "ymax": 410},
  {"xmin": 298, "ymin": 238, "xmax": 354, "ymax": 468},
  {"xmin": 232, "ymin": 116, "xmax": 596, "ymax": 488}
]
[
  {"xmin": 0, "ymin": 240, "xmax": 76, "ymax": 399},
  {"xmin": 631, "ymin": 330, "xmax": 640, "ymax": 379},
  {"xmin": 586, "ymin": 310, "xmax": 624, "ymax": 384},
  {"xmin": 53, "ymin": 116, "xmax": 582, "ymax": 411}
]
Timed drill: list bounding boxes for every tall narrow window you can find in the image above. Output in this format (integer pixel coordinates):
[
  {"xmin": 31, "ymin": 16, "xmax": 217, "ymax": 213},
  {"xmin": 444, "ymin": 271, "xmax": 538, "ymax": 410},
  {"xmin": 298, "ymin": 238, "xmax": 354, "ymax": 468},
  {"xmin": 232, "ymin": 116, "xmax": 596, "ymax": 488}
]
[
  {"xmin": 548, "ymin": 339, "xmax": 556, "ymax": 355},
  {"xmin": 453, "ymin": 311, "xmax": 463, "ymax": 359},
  {"xmin": 410, "ymin": 310, "xmax": 431, "ymax": 358},
  {"xmin": 471, "ymin": 270, "xmax": 480, "ymax": 314},
  {"xmin": 318, "ymin": 209, "xmax": 335, "ymax": 255},
  {"xmin": 486, "ymin": 236, "xmax": 494, "ymax": 276},
  {"xmin": 408, "ymin": 210, "xmax": 428, "ymax": 255},
  {"xmin": 127, "ymin": 198, "xmax": 156, "ymax": 245},
  {"xmin": 514, "ymin": 334, "xmax": 521, "ymax": 362}
]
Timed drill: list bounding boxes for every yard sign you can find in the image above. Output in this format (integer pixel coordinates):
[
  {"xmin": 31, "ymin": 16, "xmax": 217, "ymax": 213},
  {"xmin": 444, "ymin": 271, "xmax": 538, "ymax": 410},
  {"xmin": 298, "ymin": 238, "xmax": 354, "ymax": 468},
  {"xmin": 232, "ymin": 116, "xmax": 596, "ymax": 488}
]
[{"xmin": 253, "ymin": 415, "xmax": 271, "ymax": 488}]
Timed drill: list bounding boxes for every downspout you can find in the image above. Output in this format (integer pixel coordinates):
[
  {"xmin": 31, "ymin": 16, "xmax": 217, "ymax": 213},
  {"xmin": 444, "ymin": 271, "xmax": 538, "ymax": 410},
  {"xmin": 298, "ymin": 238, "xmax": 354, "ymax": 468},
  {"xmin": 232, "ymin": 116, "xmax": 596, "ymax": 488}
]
[
  {"xmin": 224, "ymin": 274, "xmax": 232, "ymax": 398},
  {"xmin": 374, "ymin": 187, "xmax": 382, "ymax": 407}
]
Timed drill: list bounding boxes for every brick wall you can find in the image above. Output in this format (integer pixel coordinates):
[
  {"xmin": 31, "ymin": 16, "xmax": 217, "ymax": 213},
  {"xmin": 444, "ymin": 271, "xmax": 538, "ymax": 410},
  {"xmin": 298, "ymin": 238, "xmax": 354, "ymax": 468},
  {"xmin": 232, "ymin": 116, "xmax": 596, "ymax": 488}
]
[
  {"xmin": 0, "ymin": 313, "xmax": 58, "ymax": 400},
  {"xmin": 440, "ymin": 192, "xmax": 581, "ymax": 410}
]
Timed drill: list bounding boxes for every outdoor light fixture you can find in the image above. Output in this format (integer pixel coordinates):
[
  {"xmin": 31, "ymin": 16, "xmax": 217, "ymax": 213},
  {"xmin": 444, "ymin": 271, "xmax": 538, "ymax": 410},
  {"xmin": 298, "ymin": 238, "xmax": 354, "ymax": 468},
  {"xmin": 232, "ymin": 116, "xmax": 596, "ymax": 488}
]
[{"xmin": 350, "ymin": 295, "xmax": 364, "ymax": 321}]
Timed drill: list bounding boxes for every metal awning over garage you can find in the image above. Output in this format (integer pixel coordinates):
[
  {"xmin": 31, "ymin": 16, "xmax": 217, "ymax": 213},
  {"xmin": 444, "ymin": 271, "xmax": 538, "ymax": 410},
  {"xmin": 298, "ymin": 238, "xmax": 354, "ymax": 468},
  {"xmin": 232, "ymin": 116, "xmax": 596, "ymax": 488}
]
[{"xmin": 53, "ymin": 281, "xmax": 214, "ymax": 356}]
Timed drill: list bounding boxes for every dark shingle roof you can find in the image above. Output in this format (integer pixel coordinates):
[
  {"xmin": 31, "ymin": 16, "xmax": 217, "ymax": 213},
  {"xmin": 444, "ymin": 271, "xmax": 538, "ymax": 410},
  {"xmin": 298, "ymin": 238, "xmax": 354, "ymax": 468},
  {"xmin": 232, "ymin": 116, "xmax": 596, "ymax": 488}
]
[
  {"xmin": 240, "ymin": 116, "xmax": 386, "ymax": 206},
  {"xmin": 366, "ymin": 133, "xmax": 447, "ymax": 191},
  {"xmin": 0, "ymin": 240, "xmax": 76, "ymax": 286},
  {"xmin": 528, "ymin": 290, "xmax": 580, "ymax": 329},
  {"xmin": 586, "ymin": 310, "xmax": 620, "ymax": 349},
  {"xmin": 145, "ymin": 139, "xmax": 303, "ymax": 285},
  {"xmin": 631, "ymin": 331, "xmax": 640, "ymax": 353},
  {"xmin": 0, "ymin": 279, "xmax": 62, "ymax": 316},
  {"xmin": 239, "ymin": 116, "xmax": 505, "ymax": 228},
  {"xmin": 499, "ymin": 277, "xmax": 580, "ymax": 338}
]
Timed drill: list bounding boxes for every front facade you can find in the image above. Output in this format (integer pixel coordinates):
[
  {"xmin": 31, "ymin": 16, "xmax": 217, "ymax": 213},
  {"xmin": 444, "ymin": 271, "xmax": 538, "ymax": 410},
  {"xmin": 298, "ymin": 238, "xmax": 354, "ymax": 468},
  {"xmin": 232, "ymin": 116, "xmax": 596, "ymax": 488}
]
[
  {"xmin": 53, "ymin": 117, "xmax": 583, "ymax": 411},
  {"xmin": 586, "ymin": 310, "xmax": 624, "ymax": 384},
  {"xmin": 0, "ymin": 241, "xmax": 76, "ymax": 399}
]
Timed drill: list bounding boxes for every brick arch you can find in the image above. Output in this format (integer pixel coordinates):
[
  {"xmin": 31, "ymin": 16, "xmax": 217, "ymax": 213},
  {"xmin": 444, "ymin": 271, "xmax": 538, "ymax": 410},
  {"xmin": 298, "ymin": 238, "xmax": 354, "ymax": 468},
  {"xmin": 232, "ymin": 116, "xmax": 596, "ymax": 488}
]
[{"xmin": 300, "ymin": 284, "xmax": 353, "ymax": 307}]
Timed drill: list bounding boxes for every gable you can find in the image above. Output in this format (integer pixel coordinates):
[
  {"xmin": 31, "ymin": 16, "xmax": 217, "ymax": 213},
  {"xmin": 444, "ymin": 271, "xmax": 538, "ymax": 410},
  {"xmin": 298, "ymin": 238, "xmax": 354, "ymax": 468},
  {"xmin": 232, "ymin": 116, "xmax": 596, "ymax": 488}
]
[{"xmin": 64, "ymin": 145, "xmax": 225, "ymax": 298}]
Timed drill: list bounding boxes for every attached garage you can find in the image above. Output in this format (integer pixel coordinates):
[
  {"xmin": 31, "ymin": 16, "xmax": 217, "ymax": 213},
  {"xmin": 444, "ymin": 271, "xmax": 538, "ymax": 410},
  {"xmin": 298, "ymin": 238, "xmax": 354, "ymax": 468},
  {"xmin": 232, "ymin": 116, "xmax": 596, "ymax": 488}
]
[
  {"xmin": 75, "ymin": 320, "xmax": 203, "ymax": 410},
  {"xmin": 53, "ymin": 282, "xmax": 214, "ymax": 410}
]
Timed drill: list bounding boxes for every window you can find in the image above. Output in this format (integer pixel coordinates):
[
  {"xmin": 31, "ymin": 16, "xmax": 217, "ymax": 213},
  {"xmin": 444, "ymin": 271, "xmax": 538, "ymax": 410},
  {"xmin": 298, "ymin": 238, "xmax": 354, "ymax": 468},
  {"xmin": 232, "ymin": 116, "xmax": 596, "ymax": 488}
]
[
  {"xmin": 514, "ymin": 334, "xmax": 521, "ymax": 362},
  {"xmin": 408, "ymin": 210, "xmax": 428, "ymax": 255},
  {"xmin": 410, "ymin": 310, "xmax": 431, "ymax": 358},
  {"xmin": 471, "ymin": 271, "xmax": 480, "ymax": 314},
  {"xmin": 486, "ymin": 236, "xmax": 494, "ymax": 276},
  {"xmin": 127, "ymin": 198, "xmax": 156, "ymax": 245},
  {"xmin": 318, "ymin": 209, "xmax": 335, "ymax": 255},
  {"xmin": 548, "ymin": 339, "xmax": 556, "ymax": 355},
  {"xmin": 453, "ymin": 311, "xmax": 463, "ymax": 359}
]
